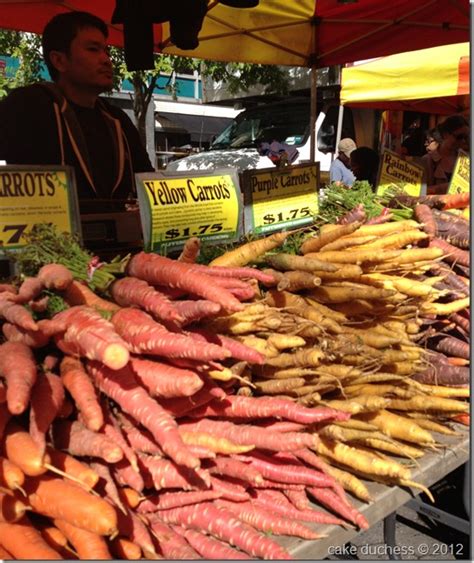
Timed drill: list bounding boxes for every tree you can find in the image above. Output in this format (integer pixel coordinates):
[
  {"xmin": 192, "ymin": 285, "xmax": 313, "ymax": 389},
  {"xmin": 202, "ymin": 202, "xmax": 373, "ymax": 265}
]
[{"xmin": 0, "ymin": 30, "xmax": 43, "ymax": 93}]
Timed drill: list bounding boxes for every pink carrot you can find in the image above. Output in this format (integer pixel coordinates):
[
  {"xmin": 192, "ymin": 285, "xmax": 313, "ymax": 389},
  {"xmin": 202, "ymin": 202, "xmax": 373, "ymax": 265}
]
[
  {"xmin": 110, "ymin": 277, "xmax": 183, "ymax": 323},
  {"xmin": 102, "ymin": 408, "xmax": 139, "ymax": 473},
  {"xmin": 88, "ymin": 361, "xmax": 199, "ymax": 470},
  {"xmin": 210, "ymin": 476, "xmax": 250, "ymax": 502},
  {"xmin": 237, "ymin": 451, "xmax": 335, "ymax": 489},
  {"xmin": 208, "ymin": 456, "xmax": 264, "ymax": 486},
  {"xmin": 171, "ymin": 300, "xmax": 221, "ymax": 325},
  {"xmin": 53, "ymin": 419, "xmax": 124, "ymax": 463},
  {"xmin": 257, "ymin": 420, "xmax": 306, "ymax": 433},
  {"xmin": 157, "ymin": 385, "xmax": 227, "ymax": 418},
  {"xmin": 111, "ymin": 308, "xmax": 229, "ymax": 362},
  {"xmin": 283, "ymin": 488, "xmax": 311, "ymax": 511},
  {"xmin": 138, "ymin": 455, "xmax": 209, "ymax": 491},
  {"xmin": 130, "ymin": 357, "xmax": 203, "ymax": 398},
  {"xmin": 29, "ymin": 372, "xmax": 65, "ymax": 457},
  {"xmin": 251, "ymin": 489, "xmax": 345, "ymax": 526},
  {"xmin": 116, "ymin": 509, "xmax": 156, "ymax": 556},
  {"xmin": 127, "ymin": 251, "xmax": 244, "ymax": 312},
  {"xmin": 307, "ymin": 487, "xmax": 369, "ymax": 529},
  {"xmin": 150, "ymin": 518, "xmax": 200, "ymax": 559},
  {"xmin": 112, "ymin": 460, "xmax": 145, "ymax": 493},
  {"xmin": 188, "ymin": 263, "xmax": 275, "ymax": 284},
  {"xmin": 2, "ymin": 323, "xmax": 50, "ymax": 348},
  {"xmin": 54, "ymin": 306, "xmax": 130, "ymax": 370},
  {"xmin": 188, "ymin": 394, "xmax": 349, "ymax": 424},
  {"xmin": 179, "ymin": 418, "xmax": 317, "ymax": 451},
  {"xmin": 152, "ymin": 502, "xmax": 292, "ymax": 559},
  {"xmin": 0, "ymin": 300, "xmax": 38, "ymax": 331},
  {"xmin": 137, "ymin": 490, "xmax": 222, "ymax": 513},
  {"xmin": 0, "ymin": 341, "xmax": 37, "ymax": 415},
  {"xmin": 180, "ymin": 527, "xmax": 252, "ymax": 559},
  {"xmin": 16, "ymin": 277, "xmax": 44, "ymax": 303},
  {"xmin": 90, "ymin": 460, "xmax": 127, "ymax": 515},
  {"xmin": 215, "ymin": 499, "xmax": 324, "ymax": 539},
  {"xmin": 121, "ymin": 423, "xmax": 163, "ymax": 456},
  {"xmin": 37, "ymin": 263, "xmax": 73, "ymax": 291},
  {"xmin": 59, "ymin": 356, "xmax": 104, "ymax": 432},
  {"xmin": 187, "ymin": 330, "xmax": 265, "ymax": 364}
]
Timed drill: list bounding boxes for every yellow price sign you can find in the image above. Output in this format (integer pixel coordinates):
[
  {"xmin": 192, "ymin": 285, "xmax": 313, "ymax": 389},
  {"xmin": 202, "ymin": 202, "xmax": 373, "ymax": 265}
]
[
  {"xmin": 242, "ymin": 164, "xmax": 319, "ymax": 235},
  {"xmin": 448, "ymin": 150, "xmax": 470, "ymax": 194},
  {"xmin": 136, "ymin": 169, "xmax": 242, "ymax": 252},
  {"xmin": 0, "ymin": 166, "xmax": 79, "ymax": 252},
  {"xmin": 376, "ymin": 149, "xmax": 425, "ymax": 197}
]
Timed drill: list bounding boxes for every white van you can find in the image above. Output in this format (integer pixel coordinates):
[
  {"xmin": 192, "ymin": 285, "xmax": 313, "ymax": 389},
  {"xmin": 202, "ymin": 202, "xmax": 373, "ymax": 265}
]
[{"xmin": 165, "ymin": 97, "xmax": 377, "ymax": 177}]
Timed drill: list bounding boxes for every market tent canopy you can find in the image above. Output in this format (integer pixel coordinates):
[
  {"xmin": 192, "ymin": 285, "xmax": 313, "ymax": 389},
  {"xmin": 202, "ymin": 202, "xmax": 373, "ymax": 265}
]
[
  {"xmin": 340, "ymin": 42, "xmax": 470, "ymax": 115},
  {"xmin": 0, "ymin": 1, "xmax": 469, "ymax": 68}
]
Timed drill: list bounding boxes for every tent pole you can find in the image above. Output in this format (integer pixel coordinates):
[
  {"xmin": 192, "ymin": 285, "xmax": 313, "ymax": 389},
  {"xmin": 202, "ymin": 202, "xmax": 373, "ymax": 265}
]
[
  {"xmin": 310, "ymin": 65, "xmax": 317, "ymax": 163},
  {"xmin": 335, "ymin": 104, "xmax": 344, "ymax": 149}
]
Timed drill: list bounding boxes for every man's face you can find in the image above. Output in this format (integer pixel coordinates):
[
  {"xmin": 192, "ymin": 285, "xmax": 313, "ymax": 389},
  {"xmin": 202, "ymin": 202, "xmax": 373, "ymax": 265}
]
[{"xmin": 54, "ymin": 27, "xmax": 113, "ymax": 93}]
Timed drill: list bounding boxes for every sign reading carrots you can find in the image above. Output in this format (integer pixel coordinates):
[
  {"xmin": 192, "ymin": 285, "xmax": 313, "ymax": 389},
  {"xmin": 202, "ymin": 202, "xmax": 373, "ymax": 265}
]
[
  {"xmin": 241, "ymin": 163, "xmax": 319, "ymax": 235},
  {"xmin": 376, "ymin": 149, "xmax": 425, "ymax": 197},
  {"xmin": 448, "ymin": 150, "xmax": 470, "ymax": 195},
  {"xmin": 0, "ymin": 165, "xmax": 80, "ymax": 254},
  {"xmin": 135, "ymin": 168, "xmax": 242, "ymax": 252}
]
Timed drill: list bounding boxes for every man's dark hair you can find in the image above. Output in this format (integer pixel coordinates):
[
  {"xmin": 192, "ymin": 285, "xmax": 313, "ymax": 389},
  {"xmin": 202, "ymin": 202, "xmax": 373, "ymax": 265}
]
[
  {"xmin": 439, "ymin": 114, "xmax": 469, "ymax": 136},
  {"xmin": 42, "ymin": 11, "xmax": 109, "ymax": 81}
]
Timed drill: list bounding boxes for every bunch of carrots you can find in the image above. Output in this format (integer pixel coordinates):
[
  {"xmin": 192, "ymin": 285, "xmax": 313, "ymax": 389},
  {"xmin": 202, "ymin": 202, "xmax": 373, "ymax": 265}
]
[{"xmin": 0, "ymin": 247, "xmax": 377, "ymax": 560}]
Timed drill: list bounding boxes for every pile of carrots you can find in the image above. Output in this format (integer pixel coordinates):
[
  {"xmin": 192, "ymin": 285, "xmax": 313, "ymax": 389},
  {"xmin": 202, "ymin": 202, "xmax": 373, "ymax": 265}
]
[
  {"xmin": 0, "ymin": 201, "xmax": 469, "ymax": 560},
  {"xmin": 0, "ymin": 252, "xmax": 375, "ymax": 560}
]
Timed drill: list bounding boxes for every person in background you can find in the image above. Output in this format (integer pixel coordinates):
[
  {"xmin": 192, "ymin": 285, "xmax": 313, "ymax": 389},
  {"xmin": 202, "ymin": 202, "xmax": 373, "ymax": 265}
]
[
  {"xmin": 329, "ymin": 138, "xmax": 357, "ymax": 186},
  {"xmin": 0, "ymin": 11, "xmax": 154, "ymax": 213},
  {"xmin": 422, "ymin": 114, "xmax": 469, "ymax": 194},
  {"xmin": 350, "ymin": 146, "xmax": 380, "ymax": 189},
  {"xmin": 424, "ymin": 127, "xmax": 442, "ymax": 155}
]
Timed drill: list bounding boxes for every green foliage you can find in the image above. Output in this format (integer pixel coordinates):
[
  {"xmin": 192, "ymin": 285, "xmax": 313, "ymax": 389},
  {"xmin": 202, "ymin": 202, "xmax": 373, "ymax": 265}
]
[
  {"xmin": 319, "ymin": 181, "xmax": 413, "ymax": 224},
  {"xmin": 0, "ymin": 30, "xmax": 43, "ymax": 97}
]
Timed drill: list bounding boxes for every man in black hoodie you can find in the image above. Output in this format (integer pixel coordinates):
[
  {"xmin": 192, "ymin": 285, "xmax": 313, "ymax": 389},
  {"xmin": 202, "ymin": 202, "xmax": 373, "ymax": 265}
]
[{"xmin": 0, "ymin": 11, "xmax": 154, "ymax": 213}]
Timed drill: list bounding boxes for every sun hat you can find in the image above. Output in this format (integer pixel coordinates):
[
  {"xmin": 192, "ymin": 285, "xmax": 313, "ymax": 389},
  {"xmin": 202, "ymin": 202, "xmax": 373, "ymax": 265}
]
[{"xmin": 337, "ymin": 138, "xmax": 357, "ymax": 157}]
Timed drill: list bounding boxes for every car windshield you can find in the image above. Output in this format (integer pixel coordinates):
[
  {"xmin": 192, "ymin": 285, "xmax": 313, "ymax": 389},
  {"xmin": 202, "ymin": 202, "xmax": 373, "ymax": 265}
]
[{"xmin": 210, "ymin": 101, "xmax": 310, "ymax": 150}]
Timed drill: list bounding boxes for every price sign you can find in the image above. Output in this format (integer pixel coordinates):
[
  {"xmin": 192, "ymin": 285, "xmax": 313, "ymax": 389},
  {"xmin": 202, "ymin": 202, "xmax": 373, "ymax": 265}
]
[
  {"xmin": 0, "ymin": 166, "xmax": 80, "ymax": 255},
  {"xmin": 241, "ymin": 163, "xmax": 319, "ymax": 235},
  {"xmin": 135, "ymin": 168, "xmax": 242, "ymax": 252},
  {"xmin": 376, "ymin": 149, "xmax": 425, "ymax": 196},
  {"xmin": 448, "ymin": 150, "xmax": 470, "ymax": 194}
]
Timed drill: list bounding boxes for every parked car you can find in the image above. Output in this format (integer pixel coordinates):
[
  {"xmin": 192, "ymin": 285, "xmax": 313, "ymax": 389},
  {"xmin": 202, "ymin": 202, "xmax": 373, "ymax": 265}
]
[{"xmin": 165, "ymin": 97, "xmax": 369, "ymax": 175}]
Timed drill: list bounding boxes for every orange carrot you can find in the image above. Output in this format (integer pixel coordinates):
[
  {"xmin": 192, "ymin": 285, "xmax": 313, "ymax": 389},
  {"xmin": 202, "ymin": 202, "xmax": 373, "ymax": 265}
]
[
  {"xmin": 16, "ymin": 276, "xmax": 44, "ymax": 303},
  {"xmin": 63, "ymin": 279, "xmax": 120, "ymax": 312},
  {"xmin": 29, "ymin": 372, "xmax": 65, "ymax": 457},
  {"xmin": 54, "ymin": 518, "xmax": 112, "ymax": 559},
  {"xmin": 120, "ymin": 487, "xmax": 141, "ymax": 509},
  {"xmin": 38, "ymin": 524, "xmax": 69, "ymax": 552},
  {"xmin": 0, "ymin": 456, "xmax": 25, "ymax": 493},
  {"xmin": 60, "ymin": 356, "xmax": 104, "ymax": 431},
  {"xmin": 447, "ymin": 357, "xmax": 469, "ymax": 367},
  {"xmin": 4, "ymin": 421, "xmax": 51, "ymax": 476},
  {"xmin": 0, "ymin": 544, "xmax": 12, "ymax": 559},
  {"xmin": 0, "ymin": 517, "xmax": 62, "ymax": 559},
  {"xmin": 52, "ymin": 420, "xmax": 124, "ymax": 463},
  {"xmin": 0, "ymin": 341, "xmax": 37, "ymax": 415},
  {"xmin": 110, "ymin": 537, "xmax": 142, "ymax": 560},
  {"xmin": 46, "ymin": 447, "xmax": 99, "ymax": 489},
  {"xmin": 0, "ymin": 491, "xmax": 28, "ymax": 522},
  {"xmin": 24, "ymin": 475, "xmax": 118, "ymax": 536}
]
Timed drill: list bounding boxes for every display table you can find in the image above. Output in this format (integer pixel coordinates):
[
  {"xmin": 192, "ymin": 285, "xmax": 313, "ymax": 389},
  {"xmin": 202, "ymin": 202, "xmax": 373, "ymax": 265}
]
[{"xmin": 281, "ymin": 430, "xmax": 469, "ymax": 560}]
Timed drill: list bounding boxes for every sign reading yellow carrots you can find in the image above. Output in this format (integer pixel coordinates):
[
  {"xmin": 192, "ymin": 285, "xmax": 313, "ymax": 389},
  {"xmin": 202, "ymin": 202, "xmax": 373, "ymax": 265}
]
[
  {"xmin": 136, "ymin": 169, "xmax": 242, "ymax": 252},
  {"xmin": 376, "ymin": 149, "xmax": 425, "ymax": 197},
  {"xmin": 241, "ymin": 163, "xmax": 319, "ymax": 235},
  {"xmin": 0, "ymin": 166, "xmax": 79, "ymax": 253},
  {"xmin": 448, "ymin": 150, "xmax": 470, "ymax": 194}
]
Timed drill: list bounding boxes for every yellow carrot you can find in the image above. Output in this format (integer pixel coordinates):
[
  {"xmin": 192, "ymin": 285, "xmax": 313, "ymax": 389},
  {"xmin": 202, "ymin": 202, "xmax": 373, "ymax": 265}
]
[{"xmin": 359, "ymin": 409, "xmax": 434, "ymax": 444}]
